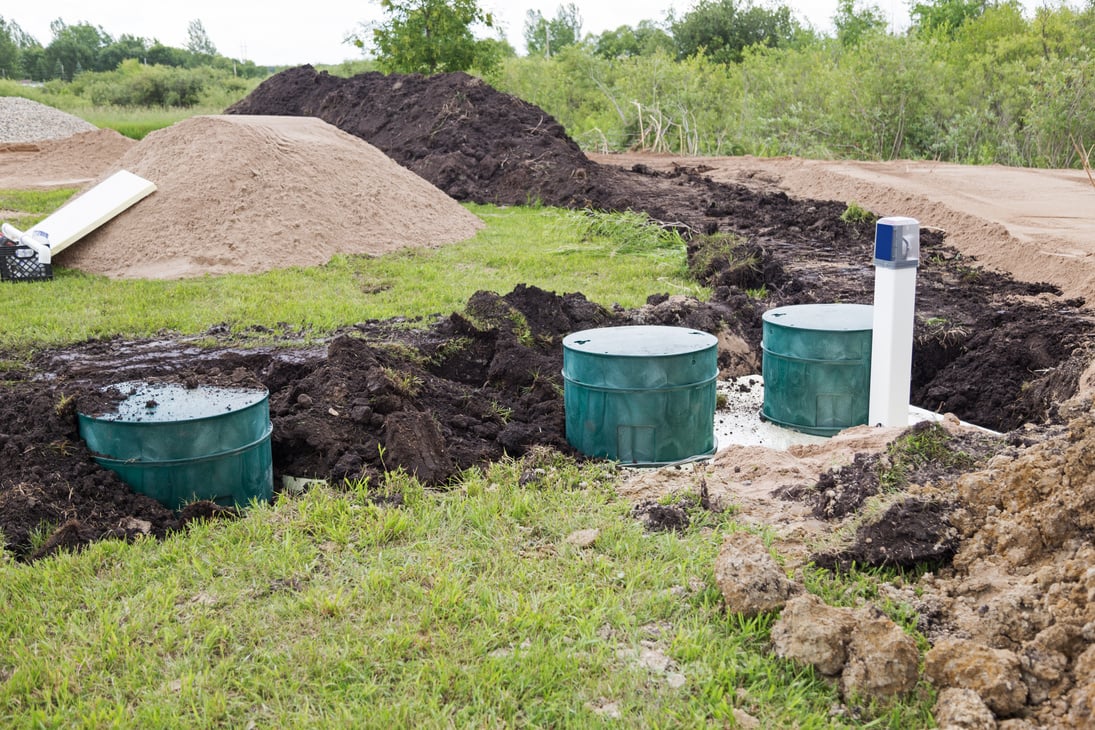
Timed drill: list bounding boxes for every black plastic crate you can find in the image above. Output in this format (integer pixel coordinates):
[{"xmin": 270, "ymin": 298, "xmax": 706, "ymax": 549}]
[{"xmin": 0, "ymin": 239, "xmax": 53, "ymax": 282}]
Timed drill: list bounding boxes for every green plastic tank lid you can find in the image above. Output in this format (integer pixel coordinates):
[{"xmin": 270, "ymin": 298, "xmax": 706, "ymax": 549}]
[
  {"xmin": 94, "ymin": 382, "xmax": 268, "ymax": 423},
  {"xmin": 762, "ymin": 303, "xmax": 873, "ymax": 332},
  {"xmin": 563, "ymin": 325, "xmax": 717, "ymax": 357}
]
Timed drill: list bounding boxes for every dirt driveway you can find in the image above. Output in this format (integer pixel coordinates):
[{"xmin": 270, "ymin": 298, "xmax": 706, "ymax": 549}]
[{"xmin": 590, "ymin": 153, "xmax": 1095, "ymax": 306}]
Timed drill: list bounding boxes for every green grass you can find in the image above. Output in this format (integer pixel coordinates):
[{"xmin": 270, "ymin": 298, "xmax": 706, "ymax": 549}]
[
  {"xmin": 0, "ymin": 83, "xmax": 210, "ymax": 140},
  {"xmin": 879, "ymin": 422, "xmax": 975, "ymax": 491},
  {"xmin": 0, "ymin": 459, "xmax": 935, "ymax": 727},
  {"xmin": 0, "ymin": 201, "xmax": 704, "ymax": 353},
  {"xmin": 0, "ymin": 189, "xmax": 78, "ymax": 231},
  {"xmin": 72, "ymin": 105, "xmax": 221, "ymax": 140},
  {"xmin": 839, "ymin": 202, "xmax": 877, "ymax": 225}
]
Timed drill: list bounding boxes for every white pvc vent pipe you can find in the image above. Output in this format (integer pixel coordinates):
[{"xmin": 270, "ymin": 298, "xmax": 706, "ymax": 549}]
[{"xmin": 869, "ymin": 216, "xmax": 920, "ymax": 427}]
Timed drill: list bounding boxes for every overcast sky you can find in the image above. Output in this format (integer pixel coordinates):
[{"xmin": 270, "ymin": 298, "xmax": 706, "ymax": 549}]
[{"xmin": 6, "ymin": 1, "xmax": 932, "ymax": 67}]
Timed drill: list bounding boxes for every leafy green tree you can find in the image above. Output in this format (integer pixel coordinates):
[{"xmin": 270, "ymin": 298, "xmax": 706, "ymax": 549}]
[
  {"xmin": 0, "ymin": 19, "xmax": 47, "ymax": 79},
  {"xmin": 45, "ymin": 19, "xmax": 112, "ymax": 79},
  {"xmin": 0, "ymin": 16, "xmax": 19, "ymax": 78},
  {"xmin": 144, "ymin": 41, "xmax": 191, "ymax": 68},
  {"xmin": 1080, "ymin": 0, "xmax": 1095, "ymax": 44},
  {"xmin": 524, "ymin": 3, "xmax": 583, "ymax": 57},
  {"xmin": 593, "ymin": 20, "xmax": 674, "ymax": 58},
  {"xmin": 910, "ymin": 0, "xmax": 990, "ymax": 38},
  {"xmin": 351, "ymin": 0, "xmax": 500, "ymax": 74},
  {"xmin": 186, "ymin": 19, "xmax": 217, "ymax": 57},
  {"xmin": 833, "ymin": 0, "xmax": 888, "ymax": 46},
  {"xmin": 98, "ymin": 33, "xmax": 149, "ymax": 71},
  {"xmin": 20, "ymin": 43, "xmax": 48, "ymax": 81},
  {"xmin": 672, "ymin": 0, "xmax": 801, "ymax": 64}
]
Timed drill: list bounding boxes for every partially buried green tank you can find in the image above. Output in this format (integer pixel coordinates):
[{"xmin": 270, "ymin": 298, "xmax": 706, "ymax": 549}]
[
  {"xmin": 562, "ymin": 325, "xmax": 719, "ymax": 466},
  {"xmin": 77, "ymin": 381, "xmax": 273, "ymax": 510},
  {"xmin": 761, "ymin": 303, "xmax": 874, "ymax": 436}
]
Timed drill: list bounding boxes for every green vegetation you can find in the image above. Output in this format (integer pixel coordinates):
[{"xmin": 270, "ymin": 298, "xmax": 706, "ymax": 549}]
[
  {"xmin": 840, "ymin": 202, "xmax": 876, "ymax": 225},
  {"xmin": 565, "ymin": 208, "xmax": 686, "ymax": 257},
  {"xmin": 879, "ymin": 422, "xmax": 976, "ymax": 490},
  {"xmin": 524, "ymin": 4, "xmax": 583, "ymax": 58},
  {"xmin": 348, "ymin": 0, "xmax": 509, "ymax": 75},
  {"xmin": 0, "ymin": 16, "xmax": 268, "ymax": 83},
  {"xmin": 0, "ymin": 200, "xmax": 701, "ymax": 352},
  {"xmin": 802, "ymin": 563, "xmax": 931, "ymax": 652},
  {"xmin": 687, "ymin": 232, "xmax": 762, "ymax": 290},
  {"xmin": 671, "ymin": 0, "xmax": 803, "ymax": 65},
  {"xmin": 0, "ymin": 459, "xmax": 935, "ymax": 727},
  {"xmin": 3, "ymin": 1, "xmax": 1094, "ymax": 166},
  {"xmin": 0, "ymin": 188, "xmax": 77, "ymax": 230},
  {"xmin": 492, "ymin": 2, "xmax": 1095, "ymax": 167}
]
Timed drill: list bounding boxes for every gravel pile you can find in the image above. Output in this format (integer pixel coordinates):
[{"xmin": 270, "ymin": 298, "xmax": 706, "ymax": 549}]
[{"xmin": 0, "ymin": 97, "xmax": 96, "ymax": 144}]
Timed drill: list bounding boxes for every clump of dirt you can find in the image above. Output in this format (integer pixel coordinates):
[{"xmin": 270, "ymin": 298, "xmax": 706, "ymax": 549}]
[
  {"xmin": 783, "ymin": 420, "xmax": 1000, "ymax": 523},
  {"xmin": 777, "ymin": 452, "xmax": 883, "ymax": 521},
  {"xmin": 56, "ymin": 115, "xmax": 483, "ymax": 279},
  {"xmin": 814, "ymin": 496, "xmax": 961, "ymax": 571},
  {"xmin": 861, "ymin": 409, "xmax": 1095, "ymax": 726},
  {"xmin": 226, "ymin": 67, "xmax": 607, "ymax": 209},
  {"xmin": 265, "ymin": 287, "xmax": 583, "ymax": 485},
  {"xmin": 774, "ymin": 421, "xmax": 1003, "ymax": 569}
]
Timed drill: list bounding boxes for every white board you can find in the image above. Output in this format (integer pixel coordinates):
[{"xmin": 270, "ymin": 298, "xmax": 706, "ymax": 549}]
[{"xmin": 29, "ymin": 170, "xmax": 156, "ymax": 255}]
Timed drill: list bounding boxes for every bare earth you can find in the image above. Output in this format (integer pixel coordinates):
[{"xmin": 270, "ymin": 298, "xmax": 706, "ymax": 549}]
[
  {"xmin": 590, "ymin": 153, "xmax": 1095, "ymax": 306},
  {"xmin": 0, "ymin": 128, "xmax": 136, "ymax": 189},
  {"xmin": 5, "ymin": 134, "xmax": 1090, "ymax": 296}
]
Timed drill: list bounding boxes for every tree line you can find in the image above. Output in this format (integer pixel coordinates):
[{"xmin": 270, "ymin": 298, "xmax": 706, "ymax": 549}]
[
  {"xmin": 496, "ymin": 0, "xmax": 1095, "ymax": 169},
  {"xmin": 0, "ymin": 16, "xmax": 267, "ymax": 82},
  {"xmin": 345, "ymin": 0, "xmax": 1095, "ymax": 167}
]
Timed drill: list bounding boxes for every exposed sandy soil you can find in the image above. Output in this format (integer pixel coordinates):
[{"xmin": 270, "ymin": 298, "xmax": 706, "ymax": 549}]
[
  {"xmin": 4, "ymin": 71, "xmax": 1095, "ymax": 726},
  {"xmin": 0, "ymin": 128, "xmax": 136, "ymax": 189},
  {"xmin": 55, "ymin": 115, "xmax": 484, "ymax": 278},
  {"xmin": 590, "ymin": 152, "xmax": 1095, "ymax": 307}
]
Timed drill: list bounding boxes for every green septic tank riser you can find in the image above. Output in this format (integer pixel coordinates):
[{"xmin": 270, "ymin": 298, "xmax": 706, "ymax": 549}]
[
  {"xmin": 77, "ymin": 382, "xmax": 273, "ymax": 510},
  {"xmin": 562, "ymin": 326, "xmax": 718, "ymax": 466},
  {"xmin": 761, "ymin": 303, "xmax": 874, "ymax": 437}
]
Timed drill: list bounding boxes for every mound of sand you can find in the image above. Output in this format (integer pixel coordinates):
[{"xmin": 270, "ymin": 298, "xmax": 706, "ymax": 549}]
[
  {"xmin": 57, "ymin": 115, "xmax": 484, "ymax": 279},
  {"xmin": 0, "ymin": 128, "xmax": 135, "ymax": 189}
]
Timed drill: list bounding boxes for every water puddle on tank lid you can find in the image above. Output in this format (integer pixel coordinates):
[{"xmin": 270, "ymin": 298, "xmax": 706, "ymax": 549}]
[{"xmin": 99, "ymin": 381, "xmax": 268, "ymax": 423}]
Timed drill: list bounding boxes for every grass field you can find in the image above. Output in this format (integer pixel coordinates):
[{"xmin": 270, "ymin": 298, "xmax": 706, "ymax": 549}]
[
  {"xmin": 0, "ymin": 202, "xmax": 701, "ymax": 352},
  {"xmin": 0, "ymin": 190, "xmax": 935, "ymax": 727}
]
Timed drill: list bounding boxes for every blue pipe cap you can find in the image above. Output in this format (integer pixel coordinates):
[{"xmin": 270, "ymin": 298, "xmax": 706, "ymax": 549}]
[{"xmin": 874, "ymin": 216, "xmax": 920, "ymax": 269}]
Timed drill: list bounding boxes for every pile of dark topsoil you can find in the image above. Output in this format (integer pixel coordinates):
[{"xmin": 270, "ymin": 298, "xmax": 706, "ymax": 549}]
[{"xmin": 2, "ymin": 68, "xmax": 1092, "ymax": 565}]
